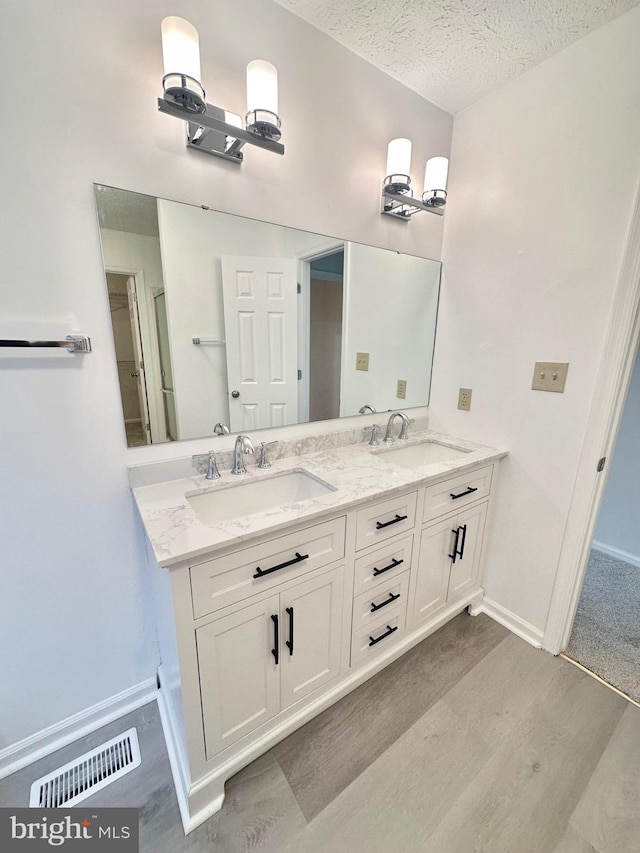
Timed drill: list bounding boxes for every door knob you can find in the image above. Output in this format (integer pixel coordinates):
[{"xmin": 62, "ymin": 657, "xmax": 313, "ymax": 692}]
[
  {"xmin": 231, "ymin": 390, "xmax": 240, "ymax": 398},
  {"xmin": 131, "ymin": 371, "xmax": 139, "ymax": 378}
]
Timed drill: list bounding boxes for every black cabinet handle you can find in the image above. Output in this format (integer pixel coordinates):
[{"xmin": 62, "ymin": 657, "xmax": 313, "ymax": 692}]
[
  {"xmin": 368, "ymin": 624, "xmax": 398, "ymax": 646},
  {"xmin": 450, "ymin": 486, "xmax": 478, "ymax": 500},
  {"xmin": 375, "ymin": 513, "xmax": 408, "ymax": 530},
  {"xmin": 254, "ymin": 551, "xmax": 309, "ymax": 579},
  {"xmin": 285, "ymin": 606, "xmax": 294, "ymax": 656},
  {"xmin": 372, "ymin": 557, "xmax": 403, "ymax": 577},
  {"xmin": 457, "ymin": 524, "xmax": 467, "ymax": 560},
  {"xmin": 449, "ymin": 528, "xmax": 460, "ymax": 563},
  {"xmin": 370, "ymin": 592, "xmax": 401, "ymax": 613},
  {"xmin": 271, "ymin": 614, "xmax": 279, "ymax": 665}
]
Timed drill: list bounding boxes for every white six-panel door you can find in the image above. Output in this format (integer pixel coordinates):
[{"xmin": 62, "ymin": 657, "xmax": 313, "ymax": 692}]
[{"xmin": 221, "ymin": 256, "xmax": 299, "ymax": 432}]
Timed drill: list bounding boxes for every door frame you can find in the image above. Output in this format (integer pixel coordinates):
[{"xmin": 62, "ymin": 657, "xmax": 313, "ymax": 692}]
[
  {"xmin": 106, "ymin": 265, "xmax": 166, "ymax": 444},
  {"xmin": 544, "ymin": 186, "xmax": 640, "ymax": 654}
]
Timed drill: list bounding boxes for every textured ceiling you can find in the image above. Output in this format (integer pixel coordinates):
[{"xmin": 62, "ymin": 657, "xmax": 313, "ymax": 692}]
[
  {"xmin": 274, "ymin": 0, "xmax": 640, "ymax": 113},
  {"xmin": 95, "ymin": 185, "xmax": 159, "ymax": 237}
]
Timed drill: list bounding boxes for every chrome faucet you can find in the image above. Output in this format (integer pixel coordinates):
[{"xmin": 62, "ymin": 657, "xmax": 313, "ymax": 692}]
[
  {"xmin": 384, "ymin": 411, "xmax": 410, "ymax": 443},
  {"xmin": 232, "ymin": 434, "xmax": 255, "ymax": 474},
  {"xmin": 358, "ymin": 404, "xmax": 377, "ymax": 414},
  {"xmin": 213, "ymin": 422, "xmax": 230, "ymax": 436}
]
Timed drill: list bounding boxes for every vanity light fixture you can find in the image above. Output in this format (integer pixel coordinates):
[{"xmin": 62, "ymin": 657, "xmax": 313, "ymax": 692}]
[
  {"xmin": 157, "ymin": 16, "xmax": 284, "ymax": 164},
  {"xmin": 382, "ymin": 139, "xmax": 448, "ymax": 221}
]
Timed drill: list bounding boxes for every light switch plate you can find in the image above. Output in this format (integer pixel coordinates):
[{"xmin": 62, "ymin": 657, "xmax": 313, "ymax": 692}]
[
  {"xmin": 396, "ymin": 379, "xmax": 407, "ymax": 399},
  {"xmin": 356, "ymin": 352, "xmax": 369, "ymax": 371},
  {"xmin": 458, "ymin": 388, "xmax": 472, "ymax": 411},
  {"xmin": 532, "ymin": 362, "xmax": 569, "ymax": 393}
]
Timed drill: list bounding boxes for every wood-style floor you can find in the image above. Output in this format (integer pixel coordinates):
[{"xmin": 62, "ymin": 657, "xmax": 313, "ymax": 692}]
[{"xmin": 2, "ymin": 613, "xmax": 639, "ymax": 852}]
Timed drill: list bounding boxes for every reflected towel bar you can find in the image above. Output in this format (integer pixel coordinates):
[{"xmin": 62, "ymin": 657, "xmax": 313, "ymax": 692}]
[
  {"xmin": 192, "ymin": 337, "xmax": 226, "ymax": 345},
  {"xmin": 0, "ymin": 335, "xmax": 92, "ymax": 353}
]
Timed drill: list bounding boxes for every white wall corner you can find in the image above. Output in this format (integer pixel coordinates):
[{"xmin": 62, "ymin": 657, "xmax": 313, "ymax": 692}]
[
  {"xmin": 478, "ymin": 597, "xmax": 544, "ymax": 649},
  {"xmin": 0, "ymin": 679, "xmax": 157, "ymax": 781}
]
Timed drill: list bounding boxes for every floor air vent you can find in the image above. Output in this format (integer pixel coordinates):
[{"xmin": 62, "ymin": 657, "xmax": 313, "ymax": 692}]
[{"xmin": 29, "ymin": 727, "xmax": 141, "ymax": 808}]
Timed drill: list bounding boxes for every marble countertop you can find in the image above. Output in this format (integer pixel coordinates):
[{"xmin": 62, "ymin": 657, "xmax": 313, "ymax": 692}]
[{"xmin": 132, "ymin": 430, "xmax": 508, "ymax": 568}]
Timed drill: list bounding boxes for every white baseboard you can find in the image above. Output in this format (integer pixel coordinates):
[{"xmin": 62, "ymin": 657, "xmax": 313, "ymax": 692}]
[
  {"xmin": 478, "ymin": 597, "xmax": 544, "ymax": 649},
  {"xmin": 0, "ymin": 678, "xmax": 157, "ymax": 781},
  {"xmin": 591, "ymin": 540, "xmax": 640, "ymax": 569}
]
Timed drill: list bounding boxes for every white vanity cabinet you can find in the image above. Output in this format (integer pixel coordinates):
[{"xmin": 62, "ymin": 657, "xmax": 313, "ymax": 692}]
[
  {"xmin": 148, "ymin": 456, "xmax": 502, "ymax": 833},
  {"xmin": 411, "ymin": 466, "xmax": 492, "ymax": 625},
  {"xmin": 197, "ymin": 565, "xmax": 344, "ymax": 758}
]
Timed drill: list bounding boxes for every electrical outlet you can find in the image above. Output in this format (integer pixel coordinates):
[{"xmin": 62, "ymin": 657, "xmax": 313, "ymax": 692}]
[
  {"xmin": 458, "ymin": 388, "xmax": 472, "ymax": 411},
  {"xmin": 396, "ymin": 379, "xmax": 407, "ymax": 399},
  {"xmin": 356, "ymin": 352, "xmax": 369, "ymax": 371},
  {"xmin": 532, "ymin": 362, "xmax": 569, "ymax": 393}
]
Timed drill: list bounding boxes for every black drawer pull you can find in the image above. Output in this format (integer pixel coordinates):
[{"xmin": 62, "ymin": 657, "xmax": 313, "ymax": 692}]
[
  {"xmin": 449, "ymin": 528, "xmax": 460, "ymax": 563},
  {"xmin": 370, "ymin": 592, "xmax": 401, "ymax": 613},
  {"xmin": 372, "ymin": 557, "xmax": 403, "ymax": 577},
  {"xmin": 254, "ymin": 551, "xmax": 309, "ymax": 579},
  {"xmin": 457, "ymin": 524, "xmax": 467, "ymax": 560},
  {"xmin": 369, "ymin": 624, "xmax": 398, "ymax": 646},
  {"xmin": 450, "ymin": 486, "xmax": 478, "ymax": 500},
  {"xmin": 271, "ymin": 614, "xmax": 279, "ymax": 665},
  {"xmin": 375, "ymin": 513, "xmax": 408, "ymax": 530},
  {"xmin": 285, "ymin": 606, "xmax": 294, "ymax": 656}
]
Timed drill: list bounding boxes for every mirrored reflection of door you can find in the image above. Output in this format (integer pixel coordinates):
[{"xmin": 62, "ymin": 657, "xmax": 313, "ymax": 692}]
[
  {"xmin": 222, "ymin": 256, "xmax": 299, "ymax": 432},
  {"xmin": 107, "ymin": 273, "xmax": 151, "ymax": 447},
  {"xmin": 154, "ymin": 292, "xmax": 177, "ymax": 441}
]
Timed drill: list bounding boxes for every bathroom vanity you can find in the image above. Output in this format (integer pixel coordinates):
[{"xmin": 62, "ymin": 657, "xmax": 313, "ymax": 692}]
[{"xmin": 131, "ymin": 428, "xmax": 507, "ymax": 832}]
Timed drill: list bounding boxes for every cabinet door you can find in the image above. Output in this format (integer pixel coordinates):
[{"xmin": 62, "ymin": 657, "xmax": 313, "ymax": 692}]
[
  {"xmin": 280, "ymin": 567, "xmax": 344, "ymax": 708},
  {"xmin": 447, "ymin": 502, "xmax": 487, "ymax": 602},
  {"xmin": 412, "ymin": 518, "xmax": 455, "ymax": 624},
  {"xmin": 197, "ymin": 595, "xmax": 281, "ymax": 759}
]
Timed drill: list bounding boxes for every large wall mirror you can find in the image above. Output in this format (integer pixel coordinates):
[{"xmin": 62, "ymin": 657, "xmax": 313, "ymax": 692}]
[{"xmin": 95, "ymin": 185, "xmax": 441, "ymax": 447}]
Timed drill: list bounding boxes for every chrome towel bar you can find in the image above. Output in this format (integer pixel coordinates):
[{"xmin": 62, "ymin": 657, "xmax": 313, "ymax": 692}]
[{"xmin": 0, "ymin": 335, "xmax": 92, "ymax": 353}]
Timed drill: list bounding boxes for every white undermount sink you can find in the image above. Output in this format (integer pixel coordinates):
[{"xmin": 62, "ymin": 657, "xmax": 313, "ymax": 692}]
[
  {"xmin": 186, "ymin": 469, "xmax": 336, "ymax": 526},
  {"xmin": 376, "ymin": 440, "xmax": 470, "ymax": 468}
]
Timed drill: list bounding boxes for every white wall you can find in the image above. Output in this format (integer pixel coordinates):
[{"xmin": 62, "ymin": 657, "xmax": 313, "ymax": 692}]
[
  {"xmin": 341, "ymin": 243, "xmax": 440, "ymax": 416},
  {"xmin": 0, "ymin": 0, "xmax": 450, "ymax": 752},
  {"xmin": 594, "ymin": 345, "xmax": 640, "ymax": 559},
  {"xmin": 428, "ymin": 6, "xmax": 640, "ymax": 636}
]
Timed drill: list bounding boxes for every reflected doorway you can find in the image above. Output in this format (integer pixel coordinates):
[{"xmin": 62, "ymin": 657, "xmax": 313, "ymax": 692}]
[
  {"xmin": 107, "ymin": 272, "xmax": 151, "ymax": 447},
  {"xmin": 309, "ymin": 251, "xmax": 344, "ymax": 422}
]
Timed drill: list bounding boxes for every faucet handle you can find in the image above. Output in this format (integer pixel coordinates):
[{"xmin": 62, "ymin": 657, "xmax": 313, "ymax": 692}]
[
  {"xmin": 257, "ymin": 440, "xmax": 278, "ymax": 469},
  {"xmin": 368, "ymin": 425, "xmax": 381, "ymax": 446},
  {"xmin": 206, "ymin": 450, "xmax": 221, "ymax": 480}
]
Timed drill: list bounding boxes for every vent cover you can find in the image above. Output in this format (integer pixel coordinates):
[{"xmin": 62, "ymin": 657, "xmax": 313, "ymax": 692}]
[{"xmin": 29, "ymin": 728, "xmax": 141, "ymax": 808}]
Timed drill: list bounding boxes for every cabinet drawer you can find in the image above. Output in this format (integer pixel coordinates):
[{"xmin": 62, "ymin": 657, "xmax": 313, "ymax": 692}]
[
  {"xmin": 423, "ymin": 466, "xmax": 492, "ymax": 523},
  {"xmin": 352, "ymin": 572, "xmax": 410, "ymax": 633},
  {"xmin": 355, "ymin": 491, "xmax": 417, "ymax": 552},
  {"xmin": 190, "ymin": 516, "xmax": 346, "ymax": 619},
  {"xmin": 353, "ymin": 535, "xmax": 414, "ymax": 596},
  {"xmin": 351, "ymin": 607, "xmax": 406, "ymax": 668}
]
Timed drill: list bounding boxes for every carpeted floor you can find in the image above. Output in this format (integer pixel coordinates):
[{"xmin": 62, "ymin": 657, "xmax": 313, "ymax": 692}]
[{"xmin": 566, "ymin": 548, "xmax": 640, "ymax": 704}]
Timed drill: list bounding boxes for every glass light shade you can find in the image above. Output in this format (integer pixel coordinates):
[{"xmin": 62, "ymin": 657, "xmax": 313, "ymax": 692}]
[
  {"xmin": 423, "ymin": 156, "xmax": 449, "ymax": 193},
  {"xmin": 386, "ymin": 138, "xmax": 412, "ymax": 177},
  {"xmin": 246, "ymin": 60, "xmax": 278, "ymax": 115},
  {"xmin": 161, "ymin": 17, "xmax": 202, "ymax": 84},
  {"xmin": 224, "ymin": 111, "xmax": 243, "ymax": 131}
]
